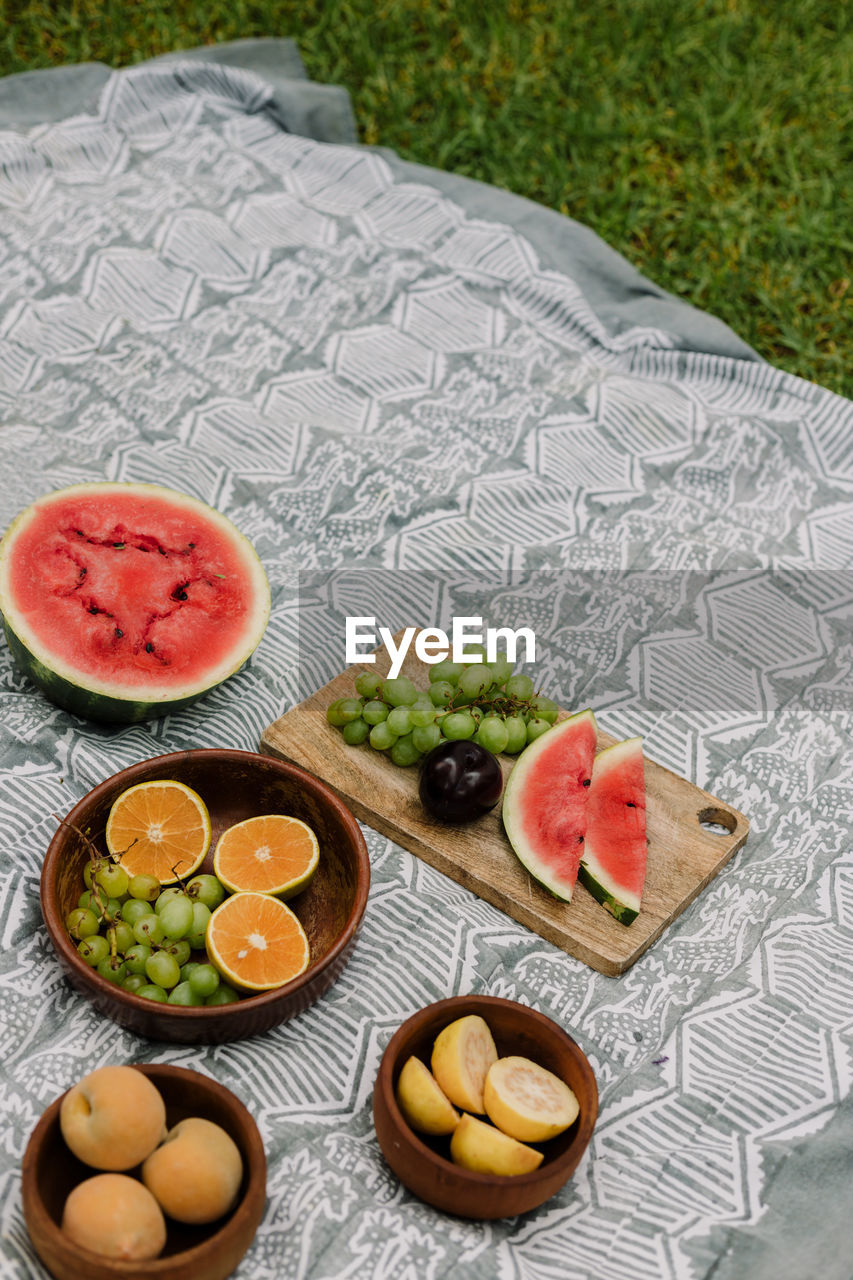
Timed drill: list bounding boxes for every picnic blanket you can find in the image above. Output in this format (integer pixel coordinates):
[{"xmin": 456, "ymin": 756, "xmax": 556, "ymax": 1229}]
[{"xmin": 1, "ymin": 39, "xmax": 852, "ymax": 1280}]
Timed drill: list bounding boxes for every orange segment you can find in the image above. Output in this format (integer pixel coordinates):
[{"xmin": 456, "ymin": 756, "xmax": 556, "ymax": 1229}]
[
  {"xmin": 212, "ymin": 814, "xmax": 319, "ymax": 898},
  {"xmin": 206, "ymin": 891, "xmax": 310, "ymax": 991},
  {"xmin": 105, "ymin": 780, "xmax": 211, "ymax": 884}
]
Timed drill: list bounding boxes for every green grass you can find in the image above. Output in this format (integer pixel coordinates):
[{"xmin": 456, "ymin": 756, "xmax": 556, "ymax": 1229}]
[{"xmin": 3, "ymin": 0, "xmax": 851, "ymax": 394}]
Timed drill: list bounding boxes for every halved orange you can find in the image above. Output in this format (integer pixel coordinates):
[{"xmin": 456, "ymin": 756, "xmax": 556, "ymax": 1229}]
[
  {"xmin": 105, "ymin": 779, "xmax": 211, "ymax": 884},
  {"xmin": 206, "ymin": 891, "xmax": 310, "ymax": 991},
  {"xmin": 212, "ymin": 814, "xmax": 319, "ymax": 898}
]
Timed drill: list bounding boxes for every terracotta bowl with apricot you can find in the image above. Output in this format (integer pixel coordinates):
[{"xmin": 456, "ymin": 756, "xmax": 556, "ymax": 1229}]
[
  {"xmin": 22, "ymin": 1063, "xmax": 266, "ymax": 1280},
  {"xmin": 373, "ymin": 995, "xmax": 598, "ymax": 1219},
  {"xmin": 41, "ymin": 749, "xmax": 370, "ymax": 1043}
]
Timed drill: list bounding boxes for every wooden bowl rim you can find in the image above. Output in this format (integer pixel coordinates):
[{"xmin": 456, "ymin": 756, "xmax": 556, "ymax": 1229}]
[
  {"xmin": 375, "ymin": 994, "xmax": 598, "ymax": 1188},
  {"xmin": 22, "ymin": 1063, "xmax": 266, "ymax": 1275},
  {"xmin": 41, "ymin": 748, "xmax": 370, "ymax": 1022}
]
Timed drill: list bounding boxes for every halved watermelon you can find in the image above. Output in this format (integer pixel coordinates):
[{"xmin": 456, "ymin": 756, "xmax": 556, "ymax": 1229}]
[
  {"xmin": 501, "ymin": 709, "xmax": 597, "ymax": 901},
  {"xmin": 0, "ymin": 482, "xmax": 270, "ymax": 723},
  {"xmin": 578, "ymin": 737, "xmax": 647, "ymax": 925}
]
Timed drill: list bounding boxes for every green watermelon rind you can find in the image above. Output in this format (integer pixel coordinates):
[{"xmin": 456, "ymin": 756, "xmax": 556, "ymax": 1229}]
[
  {"xmin": 0, "ymin": 482, "xmax": 271, "ymax": 724},
  {"xmin": 579, "ymin": 737, "xmax": 645, "ymax": 927},
  {"xmin": 501, "ymin": 708, "xmax": 598, "ymax": 903}
]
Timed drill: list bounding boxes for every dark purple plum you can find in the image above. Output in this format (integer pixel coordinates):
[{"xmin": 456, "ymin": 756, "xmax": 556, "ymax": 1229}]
[{"xmin": 419, "ymin": 740, "xmax": 503, "ymax": 824}]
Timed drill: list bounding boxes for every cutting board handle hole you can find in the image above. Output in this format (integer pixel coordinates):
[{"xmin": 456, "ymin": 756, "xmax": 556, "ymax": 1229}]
[{"xmin": 698, "ymin": 806, "xmax": 737, "ymax": 835}]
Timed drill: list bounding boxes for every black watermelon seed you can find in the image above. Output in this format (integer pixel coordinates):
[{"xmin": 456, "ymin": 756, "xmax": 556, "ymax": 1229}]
[{"xmin": 145, "ymin": 643, "xmax": 154, "ymax": 653}]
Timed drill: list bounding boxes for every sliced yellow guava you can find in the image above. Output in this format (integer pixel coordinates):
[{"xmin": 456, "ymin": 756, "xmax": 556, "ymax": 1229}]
[
  {"xmin": 449, "ymin": 1113, "xmax": 543, "ymax": 1176},
  {"xmin": 483, "ymin": 1055, "xmax": 579, "ymax": 1143},
  {"xmin": 430, "ymin": 1015, "xmax": 498, "ymax": 1114},
  {"xmin": 395, "ymin": 1056, "xmax": 460, "ymax": 1136}
]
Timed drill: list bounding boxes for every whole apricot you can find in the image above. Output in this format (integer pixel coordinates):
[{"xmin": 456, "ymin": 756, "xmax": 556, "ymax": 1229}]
[
  {"xmin": 142, "ymin": 1116, "xmax": 243, "ymax": 1224},
  {"xmin": 62, "ymin": 1173, "xmax": 167, "ymax": 1260},
  {"xmin": 60, "ymin": 1065, "xmax": 166, "ymax": 1170}
]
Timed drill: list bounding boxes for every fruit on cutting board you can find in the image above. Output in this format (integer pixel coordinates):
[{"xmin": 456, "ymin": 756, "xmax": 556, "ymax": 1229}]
[
  {"xmin": 431, "ymin": 1014, "xmax": 498, "ymax": 1113},
  {"xmin": 450, "ymin": 1113, "xmax": 544, "ymax": 1176},
  {"xmin": 142, "ymin": 1117, "xmax": 243, "ymax": 1224},
  {"xmin": 59, "ymin": 1065, "xmax": 166, "ymax": 1170},
  {"xmin": 501, "ymin": 709, "xmax": 598, "ymax": 902},
  {"xmin": 483, "ymin": 1056, "xmax": 579, "ymax": 1143},
  {"xmin": 395, "ymin": 1056, "xmax": 460, "ymax": 1136},
  {"xmin": 0, "ymin": 481, "xmax": 269, "ymax": 722},
  {"xmin": 579, "ymin": 737, "xmax": 647, "ymax": 925},
  {"xmin": 419, "ymin": 739, "xmax": 503, "ymax": 823},
  {"xmin": 213, "ymin": 814, "xmax": 320, "ymax": 897},
  {"xmin": 61, "ymin": 1173, "xmax": 167, "ymax": 1261},
  {"xmin": 105, "ymin": 778, "xmax": 211, "ymax": 884}
]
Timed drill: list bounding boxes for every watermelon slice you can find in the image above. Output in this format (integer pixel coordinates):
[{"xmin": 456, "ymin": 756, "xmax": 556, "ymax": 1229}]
[
  {"xmin": 501, "ymin": 709, "xmax": 597, "ymax": 901},
  {"xmin": 578, "ymin": 737, "xmax": 647, "ymax": 925},
  {"xmin": 0, "ymin": 482, "xmax": 270, "ymax": 723}
]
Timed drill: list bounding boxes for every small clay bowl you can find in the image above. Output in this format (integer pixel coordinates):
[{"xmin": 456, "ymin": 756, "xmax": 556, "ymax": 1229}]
[
  {"xmin": 21, "ymin": 1063, "xmax": 266, "ymax": 1280},
  {"xmin": 42, "ymin": 749, "xmax": 370, "ymax": 1043},
  {"xmin": 373, "ymin": 995, "xmax": 597, "ymax": 1219}
]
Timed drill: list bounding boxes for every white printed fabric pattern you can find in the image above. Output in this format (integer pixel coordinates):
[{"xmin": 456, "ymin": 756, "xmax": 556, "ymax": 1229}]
[{"xmin": 0, "ymin": 60, "xmax": 851, "ymax": 1280}]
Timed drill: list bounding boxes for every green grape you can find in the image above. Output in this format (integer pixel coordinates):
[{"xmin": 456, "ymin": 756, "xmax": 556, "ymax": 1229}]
[
  {"xmin": 530, "ymin": 695, "xmax": 559, "ymax": 724},
  {"xmin": 410, "ymin": 701, "xmax": 437, "ymax": 727},
  {"xmin": 428, "ymin": 680, "xmax": 455, "ymax": 707},
  {"xmin": 429, "ymin": 660, "xmax": 463, "ymax": 685},
  {"xmin": 137, "ymin": 983, "xmax": 168, "ymax": 1003},
  {"xmin": 381, "ymin": 676, "xmax": 418, "ymax": 707},
  {"xmin": 489, "ymin": 652, "xmax": 515, "ymax": 684},
  {"xmin": 337, "ymin": 697, "xmax": 364, "ymax": 723},
  {"xmin": 83, "ymin": 858, "xmax": 109, "ymax": 888},
  {"xmin": 354, "ymin": 670, "xmax": 383, "ymax": 698},
  {"xmin": 387, "ymin": 705, "xmax": 413, "ymax": 735},
  {"xmin": 133, "ymin": 914, "xmax": 165, "ymax": 946},
  {"xmin": 155, "ymin": 887, "xmax": 185, "ymax": 914},
  {"xmin": 503, "ymin": 715, "xmax": 528, "ymax": 754},
  {"xmin": 442, "ymin": 711, "xmax": 477, "ymax": 741},
  {"xmin": 77, "ymin": 889, "xmax": 96, "ymax": 911},
  {"xmin": 505, "ymin": 673, "xmax": 535, "ymax": 700},
  {"xmin": 77, "ymin": 935, "xmax": 110, "ymax": 967},
  {"xmin": 145, "ymin": 950, "xmax": 181, "ymax": 990},
  {"xmin": 526, "ymin": 717, "xmax": 552, "ymax": 744},
  {"xmin": 458, "ymin": 665, "xmax": 492, "ymax": 698},
  {"xmin": 369, "ymin": 721, "xmax": 398, "ymax": 751},
  {"xmin": 187, "ymin": 902, "xmax": 211, "ymax": 951},
  {"xmin": 120, "ymin": 898, "xmax": 153, "ymax": 928},
  {"xmin": 362, "ymin": 699, "xmax": 390, "ymax": 725},
  {"xmin": 122, "ymin": 973, "xmax": 148, "ymax": 994},
  {"xmin": 159, "ymin": 897, "xmax": 194, "ymax": 940},
  {"xmin": 180, "ymin": 961, "xmax": 200, "ymax": 982},
  {"xmin": 109, "ymin": 921, "xmax": 136, "ymax": 955},
  {"xmin": 390, "ymin": 734, "xmax": 421, "ymax": 767},
  {"xmin": 124, "ymin": 943, "xmax": 152, "ymax": 974},
  {"xmin": 97, "ymin": 956, "xmax": 127, "ymax": 985},
  {"xmin": 187, "ymin": 874, "xmax": 226, "ymax": 911},
  {"xmin": 65, "ymin": 908, "xmax": 99, "ymax": 940},
  {"xmin": 128, "ymin": 873, "xmax": 161, "ymax": 902},
  {"xmin": 205, "ymin": 984, "xmax": 239, "ymax": 1006},
  {"xmin": 474, "ymin": 716, "xmax": 509, "ymax": 754},
  {"xmin": 95, "ymin": 862, "xmax": 129, "ymax": 898},
  {"xmin": 167, "ymin": 981, "xmax": 204, "ymax": 1006},
  {"xmin": 187, "ymin": 963, "xmax": 220, "ymax": 999},
  {"xmin": 161, "ymin": 938, "xmax": 192, "ymax": 967},
  {"xmin": 326, "ymin": 699, "xmax": 348, "ymax": 727},
  {"xmin": 411, "ymin": 723, "xmax": 442, "ymax": 754},
  {"xmin": 96, "ymin": 897, "xmax": 124, "ymax": 923},
  {"xmin": 342, "ymin": 718, "xmax": 370, "ymax": 746}
]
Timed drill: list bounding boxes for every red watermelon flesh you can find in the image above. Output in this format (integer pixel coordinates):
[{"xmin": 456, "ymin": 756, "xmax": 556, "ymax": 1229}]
[
  {"xmin": 0, "ymin": 483, "xmax": 270, "ymax": 721},
  {"xmin": 578, "ymin": 737, "xmax": 647, "ymax": 925},
  {"xmin": 501, "ymin": 709, "xmax": 597, "ymax": 902}
]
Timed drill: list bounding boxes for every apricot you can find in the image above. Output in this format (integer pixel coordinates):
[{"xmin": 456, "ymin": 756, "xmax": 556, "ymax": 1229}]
[
  {"xmin": 431, "ymin": 1015, "xmax": 497, "ymax": 1113},
  {"xmin": 395, "ymin": 1056, "xmax": 459, "ymax": 1136},
  {"xmin": 142, "ymin": 1117, "xmax": 243, "ymax": 1224},
  {"xmin": 60, "ymin": 1065, "xmax": 166, "ymax": 1171},
  {"xmin": 450, "ymin": 1113, "xmax": 544, "ymax": 1176},
  {"xmin": 62, "ymin": 1173, "xmax": 167, "ymax": 1260}
]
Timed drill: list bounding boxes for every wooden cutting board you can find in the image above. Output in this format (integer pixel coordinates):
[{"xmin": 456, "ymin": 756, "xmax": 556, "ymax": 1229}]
[{"xmin": 260, "ymin": 637, "xmax": 749, "ymax": 976}]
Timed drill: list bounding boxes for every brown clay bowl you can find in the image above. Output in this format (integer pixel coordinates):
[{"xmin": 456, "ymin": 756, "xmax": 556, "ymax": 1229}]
[
  {"xmin": 22, "ymin": 1063, "xmax": 266, "ymax": 1280},
  {"xmin": 41, "ymin": 749, "xmax": 370, "ymax": 1043},
  {"xmin": 373, "ymin": 995, "xmax": 597, "ymax": 1219}
]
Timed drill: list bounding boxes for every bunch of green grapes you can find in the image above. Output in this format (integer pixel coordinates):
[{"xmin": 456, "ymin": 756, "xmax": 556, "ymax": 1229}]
[
  {"xmin": 65, "ymin": 859, "xmax": 239, "ymax": 1006},
  {"xmin": 326, "ymin": 649, "xmax": 559, "ymax": 767}
]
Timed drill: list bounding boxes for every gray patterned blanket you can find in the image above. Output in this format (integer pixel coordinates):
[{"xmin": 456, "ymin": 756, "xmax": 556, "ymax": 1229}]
[{"xmin": 1, "ymin": 40, "xmax": 851, "ymax": 1280}]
